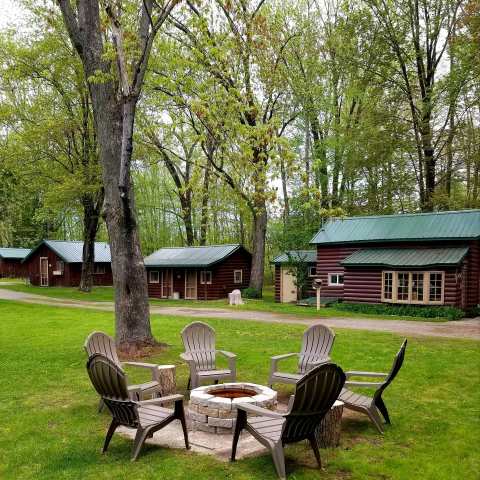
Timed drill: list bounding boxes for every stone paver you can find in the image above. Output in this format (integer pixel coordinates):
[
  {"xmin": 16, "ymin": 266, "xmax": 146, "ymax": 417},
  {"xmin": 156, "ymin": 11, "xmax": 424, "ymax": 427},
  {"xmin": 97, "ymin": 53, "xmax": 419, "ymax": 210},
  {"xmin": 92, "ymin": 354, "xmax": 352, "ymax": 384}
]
[{"xmin": 0, "ymin": 287, "xmax": 478, "ymax": 340}]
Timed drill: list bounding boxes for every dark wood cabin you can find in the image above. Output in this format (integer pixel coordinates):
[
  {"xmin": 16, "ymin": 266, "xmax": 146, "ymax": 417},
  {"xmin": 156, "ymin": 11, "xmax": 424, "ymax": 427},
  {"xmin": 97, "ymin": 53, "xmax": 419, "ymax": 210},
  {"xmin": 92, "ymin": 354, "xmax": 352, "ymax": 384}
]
[
  {"xmin": 145, "ymin": 244, "xmax": 251, "ymax": 300},
  {"xmin": 272, "ymin": 251, "xmax": 316, "ymax": 303},
  {"xmin": 310, "ymin": 210, "xmax": 480, "ymax": 310},
  {"xmin": 23, "ymin": 240, "xmax": 112, "ymax": 287},
  {"xmin": 0, "ymin": 248, "xmax": 31, "ymax": 278}
]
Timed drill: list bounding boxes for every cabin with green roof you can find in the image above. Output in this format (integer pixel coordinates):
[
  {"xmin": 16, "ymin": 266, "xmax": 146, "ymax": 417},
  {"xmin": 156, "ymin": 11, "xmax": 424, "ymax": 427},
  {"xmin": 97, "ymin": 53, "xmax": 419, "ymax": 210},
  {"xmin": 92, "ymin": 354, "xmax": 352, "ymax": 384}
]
[
  {"xmin": 144, "ymin": 244, "xmax": 251, "ymax": 300},
  {"xmin": 310, "ymin": 210, "xmax": 480, "ymax": 310},
  {"xmin": 0, "ymin": 247, "xmax": 31, "ymax": 278}
]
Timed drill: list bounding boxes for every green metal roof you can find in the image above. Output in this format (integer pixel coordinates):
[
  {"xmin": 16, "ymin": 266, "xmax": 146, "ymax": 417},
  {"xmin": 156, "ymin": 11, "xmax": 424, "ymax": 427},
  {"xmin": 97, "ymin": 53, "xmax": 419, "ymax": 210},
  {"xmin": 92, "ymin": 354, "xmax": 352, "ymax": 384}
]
[
  {"xmin": 0, "ymin": 247, "xmax": 31, "ymax": 259},
  {"xmin": 144, "ymin": 244, "xmax": 247, "ymax": 268},
  {"xmin": 341, "ymin": 247, "xmax": 469, "ymax": 268},
  {"xmin": 311, "ymin": 210, "xmax": 480, "ymax": 245},
  {"xmin": 272, "ymin": 250, "xmax": 316, "ymax": 264},
  {"xmin": 23, "ymin": 240, "xmax": 111, "ymax": 263}
]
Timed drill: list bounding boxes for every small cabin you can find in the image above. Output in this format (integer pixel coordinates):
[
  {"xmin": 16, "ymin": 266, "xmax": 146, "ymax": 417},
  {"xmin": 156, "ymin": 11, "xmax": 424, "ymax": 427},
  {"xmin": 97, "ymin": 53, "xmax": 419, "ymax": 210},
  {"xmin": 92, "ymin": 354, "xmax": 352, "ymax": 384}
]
[
  {"xmin": 310, "ymin": 210, "xmax": 480, "ymax": 310},
  {"xmin": 144, "ymin": 244, "xmax": 251, "ymax": 300},
  {"xmin": 0, "ymin": 247, "xmax": 31, "ymax": 278},
  {"xmin": 23, "ymin": 240, "xmax": 112, "ymax": 287},
  {"xmin": 272, "ymin": 251, "xmax": 317, "ymax": 303}
]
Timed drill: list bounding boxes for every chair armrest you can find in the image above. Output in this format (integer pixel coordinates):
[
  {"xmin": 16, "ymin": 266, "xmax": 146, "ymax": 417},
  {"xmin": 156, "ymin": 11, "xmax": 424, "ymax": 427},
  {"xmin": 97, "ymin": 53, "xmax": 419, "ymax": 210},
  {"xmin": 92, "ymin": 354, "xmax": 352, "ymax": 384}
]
[
  {"xmin": 217, "ymin": 350, "xmax": 236, "ymax": 359},
  {"xmin": 180, "ymin": 352, "xmax": 193, "ymax": 361},
  {"xmin": 138, "ymin": 394, "xmax": 184, "ymax": 406},
  {"xmin": 306, "ymin": 357, "xmax": 331, "ymax": 369},
  {"xmin": 270, "ymin": 352, "xmax": 298, "ymax": 374},
  {"xmin": 345, "ymin": 380, "xmax": 385, "ymax": 388},
  {"xmin": 236, "ymin": 403, "xmax": 284, "ymax": 419},
  {"xmin": 123, "ymin": 361, "xmax": 158, "ymax": 370},
  {"xmin": 345, "ymin": 371, "xmax": 388, "ymax": 379}
]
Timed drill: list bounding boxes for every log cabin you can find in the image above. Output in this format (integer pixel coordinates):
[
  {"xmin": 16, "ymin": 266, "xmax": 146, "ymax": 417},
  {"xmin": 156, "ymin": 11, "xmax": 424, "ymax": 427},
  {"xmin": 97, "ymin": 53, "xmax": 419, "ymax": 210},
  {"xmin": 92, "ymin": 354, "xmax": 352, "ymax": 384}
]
[
  {"xmin": 272, "ymin": 250, "xmax": 317, "ymax": 303},
  {"xmin": 144, "ymin": 244, "xmax": 251, "ymax": 300},
  {"xmin": 310, "ymin": 210, "xmax": 480, "ymax": 310},
  {"xmin": 0, "ymin": 248, "xmax": 31, "ymax": 278},
  {"xmin": 23, "ymin": 240, "xmax": 112, "ymax": 287}
]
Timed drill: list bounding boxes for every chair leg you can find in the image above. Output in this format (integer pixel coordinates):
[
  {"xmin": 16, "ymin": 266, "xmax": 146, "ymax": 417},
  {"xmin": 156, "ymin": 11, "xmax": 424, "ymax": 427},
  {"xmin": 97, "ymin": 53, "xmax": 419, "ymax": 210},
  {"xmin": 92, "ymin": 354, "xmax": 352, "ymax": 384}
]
[
  {"xmin": 375, "ymin": 397, "xmax": 391, "ymax": 424},
  {"xmin": 231, "ymin": 409, "xmax": 246, "ymax": 462},
  {"xmin": 271, "ymin": 442, "xmax": 287, "ymax": 480},
  {"xmin": 176, "ymin": 403, "xmax": 190, "ymax": 450},
  {"xmin": 187, "ymin": 376, "xmax": 191, "ymax": 390},
  {"xmin": 308, "ymin": 435, "xmax": 322, "ymax": 469},
  {"xmin": 131, "ymin": 427, "xmax": 149, "ymax": 461},
  {"xmin": 102, "ymin": 420, "xmax": 118, "ymax": 453},
  {"xmin": 367, "ymin": 407, "xmax": 384, "ymax": 434}
]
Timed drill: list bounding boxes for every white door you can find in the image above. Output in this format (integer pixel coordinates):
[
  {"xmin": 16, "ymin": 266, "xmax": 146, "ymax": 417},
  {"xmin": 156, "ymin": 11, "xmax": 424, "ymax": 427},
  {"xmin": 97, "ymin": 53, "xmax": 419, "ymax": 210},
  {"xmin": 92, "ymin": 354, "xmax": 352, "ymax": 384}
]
[
  {"xmin": 185, "ymin": 270, "xmax": 197, "ymax": 299},
  {"xmin": 40, "ymin": 257, "xmax": 49, "ymax": 286},
  {"xmin": 281, "ymin": 267, "xmax": 297, "ymax": 303}
]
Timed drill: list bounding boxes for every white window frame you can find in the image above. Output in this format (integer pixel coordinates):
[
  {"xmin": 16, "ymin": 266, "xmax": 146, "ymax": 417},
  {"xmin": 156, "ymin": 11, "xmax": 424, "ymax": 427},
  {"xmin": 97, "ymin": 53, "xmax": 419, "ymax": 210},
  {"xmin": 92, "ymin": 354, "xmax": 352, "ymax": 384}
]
[
  {"xmin": 149, "ymin": 270, "xmax": 160, "ymax": 284},
  {"xmin": 200, "ymin": 270, "xmax": 212, "ymax": 285},
  {"xmin": 94, "ymin": 263, "xmax": 106, "ymax": 275},
  {"xmin": 233, "ymin": 269, "xmax": 243, "ymax": 284},
  {"xmin": 381, "ymin": 271, "xmax": 444, "ymax": 305},
  {"xmin": 308, "ymin": 266, "xmax": 316, "ymax": 277},
  {"xmin": 328, "ymin": 273, "xmax": 344, "ymax": 286}
]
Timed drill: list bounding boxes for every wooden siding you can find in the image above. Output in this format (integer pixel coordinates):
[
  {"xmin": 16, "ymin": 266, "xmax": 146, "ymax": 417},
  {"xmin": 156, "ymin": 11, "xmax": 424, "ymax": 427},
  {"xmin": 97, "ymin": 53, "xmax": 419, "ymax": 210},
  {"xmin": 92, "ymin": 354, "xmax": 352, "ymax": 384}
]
[
  {"xmin": 0, "ymin": 258, "xmax": 28, "ymax": 278},
  {"xmin": 147, "ymin": 247, "xmax": 251, "ymax": 300},
  {"xmin": 24, "ymin": 243, "xmax": 112, "ymax": 287},
  {"xmin": 317, "ymin": 240, "xmax": 480, "ymax": 309}
]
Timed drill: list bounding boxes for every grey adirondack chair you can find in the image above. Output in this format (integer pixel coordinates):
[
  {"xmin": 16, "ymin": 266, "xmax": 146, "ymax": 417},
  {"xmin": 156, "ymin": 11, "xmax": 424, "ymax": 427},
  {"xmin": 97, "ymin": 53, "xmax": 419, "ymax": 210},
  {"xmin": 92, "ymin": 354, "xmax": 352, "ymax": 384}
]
[
  {"xmin": 86, "ymin": 353, "xmax": 189, "ymax": 461},
  {"xmin": 180, "ymin": 321, "xmax": 236, "ymax": 389},
  {"xmin": 232, "ymin": 363, "xmax": 346, "ymax": 480},
  {"xmin": 85, "ymin": 331, "xmax": 163, "ymax": 410},
  {"xmin": 339, "ymin": 339, "xmax": 407, "ymax": 434},
  {"xmin": 268, "ymin": 323, "xmax": 335, "ymax": 387}
]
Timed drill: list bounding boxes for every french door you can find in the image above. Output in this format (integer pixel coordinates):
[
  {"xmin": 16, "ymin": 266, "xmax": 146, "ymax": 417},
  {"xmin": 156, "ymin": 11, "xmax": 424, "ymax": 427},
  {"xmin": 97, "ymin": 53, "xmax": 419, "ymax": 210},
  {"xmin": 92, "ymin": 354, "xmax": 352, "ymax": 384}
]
[
  {"xmin": 185, "ymin": 270, "xmax": 197, "ymax": 299},
  {"xmin": 161, "ymin": 269, "xmax": 173, "ymax": 298},
  {"xmin": 40, "ymin": 257, "xmax": 49, "ymax": 286}
]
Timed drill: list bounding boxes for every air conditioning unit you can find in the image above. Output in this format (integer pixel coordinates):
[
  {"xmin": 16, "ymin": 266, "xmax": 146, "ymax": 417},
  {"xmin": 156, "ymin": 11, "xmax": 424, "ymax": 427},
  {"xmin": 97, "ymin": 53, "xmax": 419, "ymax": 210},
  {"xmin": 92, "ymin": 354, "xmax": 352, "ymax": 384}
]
[{"xmin": 52, "ymin": 270, "xmax": 63, "ymax": 276}]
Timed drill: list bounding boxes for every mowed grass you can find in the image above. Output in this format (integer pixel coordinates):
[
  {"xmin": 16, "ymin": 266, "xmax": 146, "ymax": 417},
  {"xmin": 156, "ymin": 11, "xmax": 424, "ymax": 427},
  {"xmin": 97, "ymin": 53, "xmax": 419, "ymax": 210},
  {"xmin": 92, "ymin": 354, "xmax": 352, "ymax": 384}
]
[
  {"xmin": 0, "ymin": 283, "xmax": 442, "ymax": 321},
  {"xmin": 0, "ymin": 300, "xmax": 478, "ymax": 479}
]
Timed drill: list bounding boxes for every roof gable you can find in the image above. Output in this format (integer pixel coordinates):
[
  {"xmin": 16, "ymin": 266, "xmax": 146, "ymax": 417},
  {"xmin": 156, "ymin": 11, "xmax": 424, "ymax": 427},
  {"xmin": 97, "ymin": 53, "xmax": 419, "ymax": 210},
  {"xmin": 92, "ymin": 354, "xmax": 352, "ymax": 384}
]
[
  {"xmin": 311, "ymin": 210, "xmax": 480, "ymax": 245},
  {"xmin": 144, "ymin": 244, "xmax": 247, "ymax": 268},
  {"xmin": 0, "ymin": 247, "xmax": 31, "ymax": 259},
  {"xmin": 23, "ymin": 240, "xmax": 111, "ymax": 263}
]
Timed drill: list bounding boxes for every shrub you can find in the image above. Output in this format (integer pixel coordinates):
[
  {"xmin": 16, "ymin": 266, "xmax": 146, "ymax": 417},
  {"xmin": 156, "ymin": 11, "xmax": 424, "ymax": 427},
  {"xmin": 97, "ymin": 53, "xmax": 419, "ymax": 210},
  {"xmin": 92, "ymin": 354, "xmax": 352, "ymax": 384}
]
[
  {"xmin": 242, "ymin": 287, "xmax": 262, "ymax": 299},
  {"xmin": 332, "ymin": 302, "xmax": 464, "ymax": 320}
]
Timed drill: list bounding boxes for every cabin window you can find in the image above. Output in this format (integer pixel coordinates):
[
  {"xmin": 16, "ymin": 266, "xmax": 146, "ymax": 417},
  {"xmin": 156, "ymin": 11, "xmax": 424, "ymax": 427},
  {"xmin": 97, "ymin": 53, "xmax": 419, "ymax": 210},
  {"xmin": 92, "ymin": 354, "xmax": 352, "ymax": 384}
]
[
  {"xmin": 149, "ymin": 271, "xmax": 159, "ymax": 283},
  {"xmin": 308, "ymin": 266, "xmax": 316, "ymax": 277},
  {"xmin": 55, "ymin": 261, "xmax": 64, "ymax": 274},
  {"xmin": 328, "ymin": 273, "xmax": 344, "ymax": 286},
  {"xmin": 234, "ymin": 269, "xmax": 243, "ymax": 284},
  {"xmin": 382, "ymin": 271, "xmax": 444, "ymax": 304},
  {"xmin": 200, "ymin": 270, "xmax": 212, "ymax": 284},
  {"xmin": 94, "ymin": 264, "xmax": 106, "ymax": 275}
]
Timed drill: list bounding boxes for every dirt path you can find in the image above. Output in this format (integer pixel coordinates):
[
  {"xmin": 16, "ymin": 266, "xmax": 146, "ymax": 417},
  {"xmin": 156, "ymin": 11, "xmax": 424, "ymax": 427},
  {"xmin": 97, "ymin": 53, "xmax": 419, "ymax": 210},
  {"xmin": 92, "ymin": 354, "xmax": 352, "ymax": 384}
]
[{"xmin": 0, "ymin": 288, "xmax": 478, "ymax": 340}]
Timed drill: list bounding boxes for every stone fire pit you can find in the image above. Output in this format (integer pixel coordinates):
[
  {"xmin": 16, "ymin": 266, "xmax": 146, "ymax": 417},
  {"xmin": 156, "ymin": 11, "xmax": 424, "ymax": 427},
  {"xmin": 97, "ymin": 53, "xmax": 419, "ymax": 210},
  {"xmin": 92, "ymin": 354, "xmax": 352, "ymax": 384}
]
[{"xmin": 189, "ymin": 382, "xmax": 277, "ymax": 434}]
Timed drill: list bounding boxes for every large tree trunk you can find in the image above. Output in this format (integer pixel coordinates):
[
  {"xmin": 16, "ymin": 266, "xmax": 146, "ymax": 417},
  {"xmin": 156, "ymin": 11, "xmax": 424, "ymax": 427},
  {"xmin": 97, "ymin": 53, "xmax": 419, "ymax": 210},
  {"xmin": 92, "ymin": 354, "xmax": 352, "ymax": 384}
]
[
  {"xmin": 79, "ymin": 192, "xmax": 103, "ymax": 292},
  {"xmin": 199, "ymin": 157, "xmax": 211, "ymax": 246},
  {"xmin": 311, "ymin": 117, "xmax": 329, "ymax": 207},
  {"xmin": 420, "ymin": 108, "xmax": 435, "ymax": 212},
  {"xmin": 249, "ymin": 201, "xmax": 267, "ymax": 293}
]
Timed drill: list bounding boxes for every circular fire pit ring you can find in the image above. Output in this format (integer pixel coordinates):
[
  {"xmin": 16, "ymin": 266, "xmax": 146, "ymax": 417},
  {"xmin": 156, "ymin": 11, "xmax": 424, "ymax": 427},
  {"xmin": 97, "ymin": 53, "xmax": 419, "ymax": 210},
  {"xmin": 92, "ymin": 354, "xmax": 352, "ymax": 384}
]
[{"xmin": 189, "ymin": 382, "xmax": 277, "ymax": 434}]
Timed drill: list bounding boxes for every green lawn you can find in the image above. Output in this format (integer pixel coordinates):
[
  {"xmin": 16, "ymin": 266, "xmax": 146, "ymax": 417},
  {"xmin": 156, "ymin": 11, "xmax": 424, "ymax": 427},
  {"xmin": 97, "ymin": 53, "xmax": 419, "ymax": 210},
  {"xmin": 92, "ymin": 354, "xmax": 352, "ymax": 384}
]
[
  {"xmin": 0, "ymin": 300, "xmax": 478, "ymax": 479},
  {"xmin": 0, "ymin": 283, "xmax": 445, "ymax": 322}
]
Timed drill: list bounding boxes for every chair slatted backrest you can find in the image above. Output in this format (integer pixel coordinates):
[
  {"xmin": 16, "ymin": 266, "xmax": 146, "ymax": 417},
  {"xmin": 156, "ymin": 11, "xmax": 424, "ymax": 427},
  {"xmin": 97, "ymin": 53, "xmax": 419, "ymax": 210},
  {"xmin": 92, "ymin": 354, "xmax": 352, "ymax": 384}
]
[
  {"xmin": 86, "ymin": 354, "xmax": 138, "ymax": 428},
  {"xmin": 84, "ymin": 331, "xmax": 121, "ymax": 366},
  {"xmin": 283, "ymin": 363, "xmax": 345, "ymax": 443},
  {"xmin": 374, "ymin": 339, "xmax": 407, "ymax": 401},
  {"xmin": 298, "ymin": 324, "xmax": 335, "ymax": 374},
  {"xmin": 181, "ymin": 322, "xmax": 216, "ymax": 370}
]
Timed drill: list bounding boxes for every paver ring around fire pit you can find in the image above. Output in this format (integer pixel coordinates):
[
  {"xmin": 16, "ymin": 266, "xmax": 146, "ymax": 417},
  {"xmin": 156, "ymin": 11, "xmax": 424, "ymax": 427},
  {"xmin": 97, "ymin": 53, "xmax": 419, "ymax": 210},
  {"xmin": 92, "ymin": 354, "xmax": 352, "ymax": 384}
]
[{"xmin": 189, "ymin": 383, "xmax": 277, "ymax": 434}]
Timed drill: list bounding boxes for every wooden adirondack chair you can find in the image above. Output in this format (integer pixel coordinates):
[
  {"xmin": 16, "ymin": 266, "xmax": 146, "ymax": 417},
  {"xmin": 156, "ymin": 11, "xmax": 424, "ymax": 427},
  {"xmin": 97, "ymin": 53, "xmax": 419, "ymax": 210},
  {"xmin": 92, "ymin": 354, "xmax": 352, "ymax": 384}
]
[
  {"xmin": 232, "ymin": 363, "xmax": 346, "ymax": 480},
  {"xmin": 180, "ymin": 321, "xmax": 236, "ymax": 389},
  {"xmin": 339, "ymin": 339, "xmax": 407, "ymax": 434},
  {"xmin": 85, "ymin": 331, "xmax": 163, "ymax": 410},
  {"xmin": 86, "ymin": 353, "xmax": 189, "ymax": 461},
  {"xmin": 268, "ymin": 323, "xmax": 335, "ymax": 388}
]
